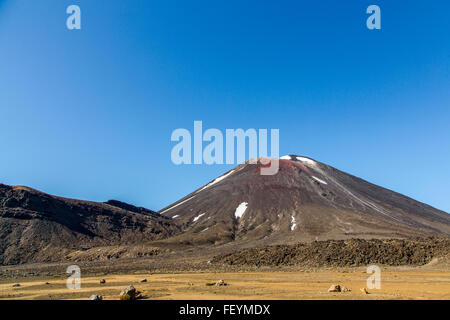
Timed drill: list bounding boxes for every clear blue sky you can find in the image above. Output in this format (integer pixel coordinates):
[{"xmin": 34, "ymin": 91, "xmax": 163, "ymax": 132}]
[{"xmin": 1, "ymin": 1, "xmax": 449, "ymax": 212}]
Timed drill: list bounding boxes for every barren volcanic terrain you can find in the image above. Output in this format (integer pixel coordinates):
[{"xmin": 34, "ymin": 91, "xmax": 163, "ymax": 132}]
[
  {"xmin": 0, "ymin": 184, "xmax": 179, "ymax": 265},
  {"xmin": 1, "ymin": 155, "xmax": 449, "ymax": 271}
]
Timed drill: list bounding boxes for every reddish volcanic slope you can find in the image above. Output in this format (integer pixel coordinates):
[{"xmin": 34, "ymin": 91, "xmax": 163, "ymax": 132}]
[{"xmin": 160, "ymin": 155, "xmax": 450, "ymax": 246}]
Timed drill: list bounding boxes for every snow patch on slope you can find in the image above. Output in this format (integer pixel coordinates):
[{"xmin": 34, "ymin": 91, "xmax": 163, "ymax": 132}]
[
  {"xmin": 312, "ymin": 176, "xmax": 327, "ymax": 185},
  {"xmin": 234, "ymin": 202, "xmax": 248, "ymax": 219},
  {"xmin": 160, "ymin": 196, "xmax": 195, "ymax": 214},
  {"xmin": 291, "ymin": 215, "xmax": 297, "ymax": 231},
  {"xmin": 296, "ymin": 157, "xmax": 316, "ymax": 165},
  {"xmin": 193, "ymin": 213, "xmax": 206, "ymax": 222},
  {"xmin": 280, "ymin": 155, "xmax": 316, "ymax": 166}
]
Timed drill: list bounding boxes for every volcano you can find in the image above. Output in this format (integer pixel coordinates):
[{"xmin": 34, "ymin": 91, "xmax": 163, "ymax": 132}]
[{"xmin": 160, "ymin": 155, "xmax": 450, "ymax": 246}]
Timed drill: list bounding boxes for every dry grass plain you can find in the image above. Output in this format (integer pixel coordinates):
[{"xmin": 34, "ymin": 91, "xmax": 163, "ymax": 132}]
[{"xmin": 1, "ymin": 267, "xmax": 449, "ymax": 300}]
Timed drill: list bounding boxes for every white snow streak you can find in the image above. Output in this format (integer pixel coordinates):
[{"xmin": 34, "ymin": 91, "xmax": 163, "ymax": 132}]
[
  {"xmin": 160, "ymin": 196, "xmax": 195, "ymax": 214},
  {"xmin": 312, "ymin": 176, "xmax": 327, "ymax": 185},
  {"xmin": 196, "ymin": 170, "xmax": 235, "ymax": 193},
  {"xmin": 234, "ymin": 202, "xmax": 248, "ymax": 219},
  {"xmin": 280, "ymin": 155, "xmax": 316, "ymax": 166},
  {"xmin": 193, "ymin": 213, "xmax": 206, "ymax": 222},
  {"xmin": 296, "ymin": 156, "xmax": 316, "ymax": 165},
  {"xmin": 290, "ymin": 215, "xmax": 297, "ymax": 231}
]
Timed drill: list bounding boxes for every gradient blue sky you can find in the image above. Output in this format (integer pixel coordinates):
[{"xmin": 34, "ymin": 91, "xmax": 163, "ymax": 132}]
[{"xmin": 0, "ymin": 1, "xmax": 449, "ymax": 212}]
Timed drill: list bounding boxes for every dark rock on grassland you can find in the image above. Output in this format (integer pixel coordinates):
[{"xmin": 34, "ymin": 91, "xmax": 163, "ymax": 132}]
[
  {"xmin": 215, "ymin": 279, "xmax": 227, "ymax": 286},
  {"xmin": 119, "ymin": 285, "xmax": 138, "ymax": 300},
  {"xmin": 328, "ymin": 284, "xmax": 341, "ymax": 292},
  {"xmin": 360, "ymin": 288, "xmax": 369, "ymax": 294},
  {"xmin": 341, "ymin": 286, "xmax": 351, "ymax": 292}
]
